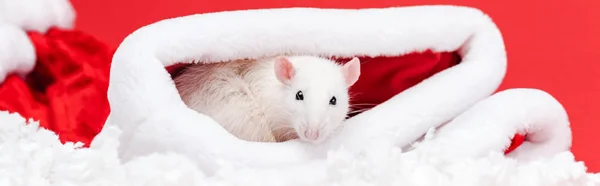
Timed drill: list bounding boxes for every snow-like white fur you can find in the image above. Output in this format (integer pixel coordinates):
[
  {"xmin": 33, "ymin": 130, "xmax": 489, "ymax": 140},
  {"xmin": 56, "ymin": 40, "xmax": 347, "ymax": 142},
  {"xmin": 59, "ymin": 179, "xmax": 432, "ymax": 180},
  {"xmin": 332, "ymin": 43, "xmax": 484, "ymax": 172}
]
[
  {"xmin": 0, "ymin": 111, "xmax": 598, "ymax": 185},
  {"xmin": 0, "ymin": 0, "xmax": 76, "ymax": 82},
  {"xmin": 0, "ymin": 23, "xmax": 35, "ymax": 82},
  {"xmin": 0, "ymin": 0, "xmax": 75, "ymax": 32},
  {"xmin": 409, "ymin": 89, "xmax": 572, "ymax": 162},
  {"xmin": 99, "ymin": 4, "xmax": 589, "ymax": 178}
]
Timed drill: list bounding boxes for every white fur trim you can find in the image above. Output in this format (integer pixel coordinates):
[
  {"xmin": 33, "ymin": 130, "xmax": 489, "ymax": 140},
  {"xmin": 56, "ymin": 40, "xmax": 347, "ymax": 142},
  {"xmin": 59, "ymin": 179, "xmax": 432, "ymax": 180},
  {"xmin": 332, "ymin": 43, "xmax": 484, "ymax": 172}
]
[
  {"xmin": 0, "ymin": 0, "xmax": 75, "ymax": 33},
  {"xmin": 98, "ymin": 5, "xmax": 580, "ymax": 178},
  {"xmin": 0, "ymin": 23, "xmax": 35, "ymax": 82},
  {"xmin": 0, "ymin": 0, "xmax": 75, "ymax": 82},
  {"xmin": 409, "ymin": 89, "xmax": 572, "ymax": 161},
  {"xmin": 1, "ymin": 111, "xmax": 598, "ymax": 185}
]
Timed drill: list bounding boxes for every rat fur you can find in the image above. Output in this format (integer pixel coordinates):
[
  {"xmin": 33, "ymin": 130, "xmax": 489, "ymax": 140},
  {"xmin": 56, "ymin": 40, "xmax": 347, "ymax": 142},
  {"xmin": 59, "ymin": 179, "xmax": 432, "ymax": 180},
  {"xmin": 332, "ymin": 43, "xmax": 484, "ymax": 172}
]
[{"xmin": 173, "ymin": 55, "xmax": 360, "ymax": 143}]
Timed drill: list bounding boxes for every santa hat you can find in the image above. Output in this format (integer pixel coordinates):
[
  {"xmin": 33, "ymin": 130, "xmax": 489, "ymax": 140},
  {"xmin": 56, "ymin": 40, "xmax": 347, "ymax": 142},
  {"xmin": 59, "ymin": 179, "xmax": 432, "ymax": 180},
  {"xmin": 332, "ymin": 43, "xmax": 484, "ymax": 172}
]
[
  {"xmin": 0, "ymin": 0, "xmax": 598, "ymax": 185},
  {"xmin": 0, "ymin": 0, "xmax": 75, "ymax": 80}
]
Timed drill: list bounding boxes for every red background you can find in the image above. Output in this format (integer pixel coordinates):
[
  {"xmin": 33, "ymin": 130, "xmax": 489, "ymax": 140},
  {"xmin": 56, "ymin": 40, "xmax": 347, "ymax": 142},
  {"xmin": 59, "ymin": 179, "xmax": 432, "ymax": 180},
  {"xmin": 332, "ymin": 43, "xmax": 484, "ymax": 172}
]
[{"xmin": 70, "ymin": 0, "xmax": 600, "ymax": 172}]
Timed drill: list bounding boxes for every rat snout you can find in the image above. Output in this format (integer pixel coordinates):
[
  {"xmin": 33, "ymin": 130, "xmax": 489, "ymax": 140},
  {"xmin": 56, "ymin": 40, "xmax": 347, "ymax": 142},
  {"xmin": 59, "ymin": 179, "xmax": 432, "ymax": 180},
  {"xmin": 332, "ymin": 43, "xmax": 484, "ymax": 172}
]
[
  {"xmin": 299, "ymin": 116, "xmax": 328, "ymax": 142},
  {"xmin": 303, "ymin": 129, "xmax": 320, "ymax": 140}
]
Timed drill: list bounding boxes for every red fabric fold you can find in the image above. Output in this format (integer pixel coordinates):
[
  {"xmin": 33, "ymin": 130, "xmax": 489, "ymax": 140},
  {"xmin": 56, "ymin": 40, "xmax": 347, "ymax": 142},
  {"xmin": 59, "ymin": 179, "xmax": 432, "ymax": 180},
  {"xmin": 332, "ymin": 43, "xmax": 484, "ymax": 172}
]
[
  {"xmin": 0, "ymin": 28, "xmax": 522, "ymax": 153},
  {"xmin": 0, "ymin": 28, "xmax": 114, "ymax": 146}
]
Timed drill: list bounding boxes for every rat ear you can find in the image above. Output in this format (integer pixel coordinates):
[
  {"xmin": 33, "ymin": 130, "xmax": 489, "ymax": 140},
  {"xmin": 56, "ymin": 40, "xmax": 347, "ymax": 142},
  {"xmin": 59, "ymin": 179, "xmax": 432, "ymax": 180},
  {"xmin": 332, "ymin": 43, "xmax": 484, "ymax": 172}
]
[
  {"xmin": 341, "ymin": 57, "xmax": 361, "ymax": 87},
  {"xmin": 274, "ymin": 56, "xmax": 296, "ymax": 85}
]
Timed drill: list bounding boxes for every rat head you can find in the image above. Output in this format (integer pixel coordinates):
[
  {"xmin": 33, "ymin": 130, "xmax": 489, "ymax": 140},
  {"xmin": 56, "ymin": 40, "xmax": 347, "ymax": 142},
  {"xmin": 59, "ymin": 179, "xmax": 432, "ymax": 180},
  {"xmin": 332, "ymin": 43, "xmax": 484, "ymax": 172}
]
[{"xmin": 273, "ymin": 56, "xmax": 361, "ymax": 144}]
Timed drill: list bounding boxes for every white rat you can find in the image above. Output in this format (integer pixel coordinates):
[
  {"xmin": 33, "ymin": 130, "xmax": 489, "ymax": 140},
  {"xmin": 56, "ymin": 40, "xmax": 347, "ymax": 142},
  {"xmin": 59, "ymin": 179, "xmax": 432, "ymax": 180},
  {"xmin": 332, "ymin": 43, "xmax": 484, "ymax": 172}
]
[{"xmin": 173, "ymin": 55, "xmax": 361, "ymax": 144}]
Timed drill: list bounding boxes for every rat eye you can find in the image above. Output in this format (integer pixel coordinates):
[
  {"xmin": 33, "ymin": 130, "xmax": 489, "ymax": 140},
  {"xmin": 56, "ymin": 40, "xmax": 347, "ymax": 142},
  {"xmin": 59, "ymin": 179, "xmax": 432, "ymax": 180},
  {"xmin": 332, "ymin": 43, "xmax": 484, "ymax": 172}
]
[
  {"xmin": 329, "ymin": 96, "xmax": 337, "ymax": 105},
  {"xmin": 296, "ymin": 91, "xmax": 304, "ymax": 101}
]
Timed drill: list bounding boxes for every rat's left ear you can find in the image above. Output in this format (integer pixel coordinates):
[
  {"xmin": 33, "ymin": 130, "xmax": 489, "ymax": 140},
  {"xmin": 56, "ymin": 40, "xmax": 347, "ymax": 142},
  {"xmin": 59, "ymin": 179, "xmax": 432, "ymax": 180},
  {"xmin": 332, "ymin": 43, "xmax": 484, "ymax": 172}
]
[{"xmin": 342, "ymin": 57, "xmax": 361, "ymax": 87}]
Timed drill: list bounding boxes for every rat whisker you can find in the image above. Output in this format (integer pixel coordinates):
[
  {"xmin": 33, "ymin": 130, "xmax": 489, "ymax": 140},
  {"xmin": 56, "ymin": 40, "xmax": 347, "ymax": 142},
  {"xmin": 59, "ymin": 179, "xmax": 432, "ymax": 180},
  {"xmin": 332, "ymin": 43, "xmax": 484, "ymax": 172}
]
[
  {"xmin": 276, "ymin": 130, "xmax": 299, "ymax": 142},
  {"xmin": 350, "ymin": 104, "xmax": 379, "ymax": 108},
  {"xmin": 270, "ymin": 124, "xmax": 294, "ymax": 131},
  {"xmin": 347, "ymin": 108, "xmax": 372, "ymax": 115},
  {"xmin": 349, "ymin": 106, "xmax": 376, "ymax": 110},
  {"xmin": 360, "ymin": 58, "xmax": 375, "ymax": 65},
  {"xmin": 348, "ymin": 92, "xmax": 365, "ymax": 101},
  {"xmin": 282, "ymin": 130, "xmax": 298, "ymax": 137},
  {"xmin": 351, "ymin": 103, "xmax": 379, "ymax": 106}
]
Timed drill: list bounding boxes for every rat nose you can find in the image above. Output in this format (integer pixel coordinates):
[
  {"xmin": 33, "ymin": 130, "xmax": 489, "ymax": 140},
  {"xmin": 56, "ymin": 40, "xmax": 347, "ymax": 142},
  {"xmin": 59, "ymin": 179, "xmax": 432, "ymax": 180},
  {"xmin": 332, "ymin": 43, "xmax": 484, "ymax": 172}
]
[{"xmin": 303, "ymin": 129, "xmax": 320, "ymax": 140}]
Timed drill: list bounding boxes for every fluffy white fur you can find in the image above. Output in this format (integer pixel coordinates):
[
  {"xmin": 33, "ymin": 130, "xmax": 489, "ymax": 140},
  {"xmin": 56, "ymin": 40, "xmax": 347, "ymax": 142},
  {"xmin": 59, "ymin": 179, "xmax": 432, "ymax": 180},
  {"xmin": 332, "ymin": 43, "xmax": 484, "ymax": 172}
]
[
  {"xmin": 0, "ymin": 0, "xmax": 75, "ymax": 33},
  {"xmin": 408, "ymin": 89, "xmax": 572, "ymax": 161},
  {"xmin": 0, "ymin": 111, "xmax": 598, "ymax": 185},
  {"xmin": 0, "ymin": 1, "xmax": 597, "ymax": 184},
  {"xmin": 0, "ymin": 23, "xmax": 35, "ymax": 82},
  {"xmin": 0, "ymin": 0, "xmax": 75, "ymax": 82}
]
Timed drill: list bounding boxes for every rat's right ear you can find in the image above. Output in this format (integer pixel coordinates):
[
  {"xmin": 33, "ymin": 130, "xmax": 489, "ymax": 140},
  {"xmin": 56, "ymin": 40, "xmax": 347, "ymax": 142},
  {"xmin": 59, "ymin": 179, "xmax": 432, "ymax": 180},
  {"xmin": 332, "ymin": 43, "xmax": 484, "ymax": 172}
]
[{"xmin": 274, "ymin": 56, "xmax": 296, "ymax": 85}]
